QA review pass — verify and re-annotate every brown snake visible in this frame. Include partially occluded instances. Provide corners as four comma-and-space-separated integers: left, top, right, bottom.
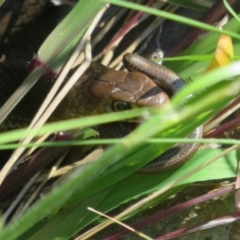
0, 54, 202, 172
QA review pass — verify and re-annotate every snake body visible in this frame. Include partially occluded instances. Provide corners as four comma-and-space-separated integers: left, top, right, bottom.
0, 60, 169, 128
122, 54, 203, 172
0, 54, 202, 172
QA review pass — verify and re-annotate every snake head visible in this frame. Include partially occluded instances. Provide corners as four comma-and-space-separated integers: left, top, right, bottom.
87, 65, 170, 115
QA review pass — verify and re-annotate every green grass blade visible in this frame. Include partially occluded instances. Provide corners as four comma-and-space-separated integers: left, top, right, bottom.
103, 0, 240, 40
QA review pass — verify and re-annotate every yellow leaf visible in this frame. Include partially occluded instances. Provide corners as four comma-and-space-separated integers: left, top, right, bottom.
206, 34, 234, 72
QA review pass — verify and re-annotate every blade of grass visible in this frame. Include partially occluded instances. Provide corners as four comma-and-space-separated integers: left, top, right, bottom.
102, 0, 240, 40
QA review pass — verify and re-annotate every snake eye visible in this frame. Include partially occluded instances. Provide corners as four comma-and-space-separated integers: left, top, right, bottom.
113, 101, 132, 111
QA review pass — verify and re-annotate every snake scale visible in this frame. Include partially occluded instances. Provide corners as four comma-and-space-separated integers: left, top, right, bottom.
0, 0, 202, 173
0, 53, 202, 173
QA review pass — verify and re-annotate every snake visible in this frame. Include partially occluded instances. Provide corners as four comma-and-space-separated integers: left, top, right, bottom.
0, 53, 202, 173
